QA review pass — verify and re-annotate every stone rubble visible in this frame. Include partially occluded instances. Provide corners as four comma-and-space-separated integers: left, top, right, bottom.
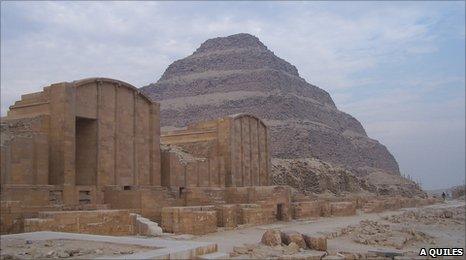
339, 220, 434, 250
234, 229, 329, 259
261, 229, 282, 246
384, 205, 465, 225
280, 231, 307, 249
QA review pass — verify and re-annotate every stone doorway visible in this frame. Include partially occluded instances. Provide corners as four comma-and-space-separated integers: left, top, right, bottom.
276, 203, 284, 221
75, 117, 97, 185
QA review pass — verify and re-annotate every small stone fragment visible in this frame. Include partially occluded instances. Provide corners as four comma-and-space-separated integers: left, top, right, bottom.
283, 242, 300, 255
233, 246, 248, 255
57, 251, 70, 258
45, 250, 55, 258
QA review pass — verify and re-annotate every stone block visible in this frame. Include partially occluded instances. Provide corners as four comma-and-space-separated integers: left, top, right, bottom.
330, 202, 356, 216
303, 234, 327, 251
261, 229, 282, 246
215, 204, 237, 228
161, 206, 217, 235
280, 231, 307, 249
363, 200, 385, 213
0, 212, 24, 234
292, 201, 320, 219
192, 211, 217, 235
238, 204, 266, 225
319, 201, 331, 217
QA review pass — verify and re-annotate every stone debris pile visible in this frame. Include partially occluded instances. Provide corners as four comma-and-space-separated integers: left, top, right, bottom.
339, 220, 434, 250
385, 205, 465, 225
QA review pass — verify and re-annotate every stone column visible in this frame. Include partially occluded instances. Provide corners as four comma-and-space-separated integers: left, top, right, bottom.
149, 102, 161, 186
49, 83, 76, 185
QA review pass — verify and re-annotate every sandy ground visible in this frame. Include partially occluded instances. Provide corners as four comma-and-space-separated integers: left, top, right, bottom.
0, 238, 157, 259
193, 200, 465, 257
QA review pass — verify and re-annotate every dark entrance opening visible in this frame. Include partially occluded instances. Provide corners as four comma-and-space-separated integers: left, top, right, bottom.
179, 187, 186, 197
75, 117, 97, 185
276, 203, 284, 221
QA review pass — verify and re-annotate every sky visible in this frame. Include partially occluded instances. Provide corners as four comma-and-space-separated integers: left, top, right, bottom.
1, 1, 464, 190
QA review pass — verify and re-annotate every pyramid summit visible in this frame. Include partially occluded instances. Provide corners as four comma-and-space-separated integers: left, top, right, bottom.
158, 33, 300, 82
194, 33, 268, 54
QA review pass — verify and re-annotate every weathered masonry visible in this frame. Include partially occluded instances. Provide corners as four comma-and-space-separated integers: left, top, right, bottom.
1, 77, 296, 236
2, 78, 161, 189
161, 114, 271, 188
1, 77, 438, 236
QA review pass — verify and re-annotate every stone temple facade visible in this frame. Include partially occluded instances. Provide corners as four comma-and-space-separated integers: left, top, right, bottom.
0, 78, 292, 235
161, 114, 271, 188
2, 78, 161, 189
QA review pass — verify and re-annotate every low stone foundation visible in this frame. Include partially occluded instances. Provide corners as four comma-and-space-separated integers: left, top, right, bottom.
161, 206, 217, 235
362, 196, 441, 213
292, 201, 320, 219
24, 210, 134, 236
330, 202, 356, 217
162, 202, 286, 235
215, 204, 237, 228
238, 204, 264, 225
320, 201, 332, 217
363, 200, 386, 213
1, 201, 25, 234
2, 187, 441, 237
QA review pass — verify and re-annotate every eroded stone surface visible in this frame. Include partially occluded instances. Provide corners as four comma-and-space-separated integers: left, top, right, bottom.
281, 231, 307, 249
261, 229, 282, 246
303, 234, 327, 251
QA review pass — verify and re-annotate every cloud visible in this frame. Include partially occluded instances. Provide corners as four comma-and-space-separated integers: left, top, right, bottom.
1, 1, 464, 189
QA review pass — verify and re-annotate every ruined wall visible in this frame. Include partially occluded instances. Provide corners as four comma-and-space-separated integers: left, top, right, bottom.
161, 114, 270, 188
24, 210, 134, 236
160, 145, 224, 188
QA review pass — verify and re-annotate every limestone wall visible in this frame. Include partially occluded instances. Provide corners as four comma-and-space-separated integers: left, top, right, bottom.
161, 114, 271, 188
0, 116, 49, 185
160, 145, 224, 187
161, 206, 217, 235
292, 201, 321, 219
2, 78, 161, 189
24, 210, 134, 236
103, 187, 184, 222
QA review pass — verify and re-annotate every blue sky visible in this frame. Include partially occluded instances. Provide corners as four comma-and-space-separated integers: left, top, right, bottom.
1, 1, 464, 189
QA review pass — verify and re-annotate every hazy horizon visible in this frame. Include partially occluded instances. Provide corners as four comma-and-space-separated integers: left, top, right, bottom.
1, 1, 464, 189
